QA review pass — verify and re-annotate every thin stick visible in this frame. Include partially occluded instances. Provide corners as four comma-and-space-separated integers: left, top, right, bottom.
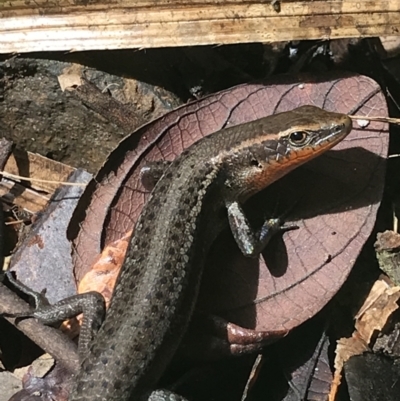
0, 171, 87, 186
349, 115, 400, 125
0, 282, 79, 372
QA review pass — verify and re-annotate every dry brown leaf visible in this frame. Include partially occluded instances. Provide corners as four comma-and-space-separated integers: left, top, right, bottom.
58, 64, 84, 92
78, 231, 132, 309
355, 278, 400, 344
329, 334, 369, 401
330, 278, 400, 401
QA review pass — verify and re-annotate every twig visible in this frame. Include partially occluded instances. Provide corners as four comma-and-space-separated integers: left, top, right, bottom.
0, 171, 87, 186
0, 282, 79, 373
349, 115, 400, 124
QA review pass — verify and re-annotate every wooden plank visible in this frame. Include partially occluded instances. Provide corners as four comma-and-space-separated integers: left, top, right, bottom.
4, 149, 75, 194
0, 149, 76, 213
0, 0, 399, 53
0, 179, 50, 213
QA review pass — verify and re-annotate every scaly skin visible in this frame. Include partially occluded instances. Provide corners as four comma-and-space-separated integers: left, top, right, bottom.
68, 106, 352, 400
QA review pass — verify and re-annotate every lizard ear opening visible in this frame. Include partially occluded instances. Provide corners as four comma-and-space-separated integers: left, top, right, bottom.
250, 159, 262, 169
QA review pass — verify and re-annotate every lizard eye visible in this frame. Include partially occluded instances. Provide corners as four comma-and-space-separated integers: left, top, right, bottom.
288, 131, 310, 147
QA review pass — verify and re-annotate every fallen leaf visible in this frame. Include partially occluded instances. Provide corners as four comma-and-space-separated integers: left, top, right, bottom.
78, 231, 132, 308
330, 278, 400, 401
329, 334, 369, 401
375, 230, 400, 285
355, 279, 400, 344
69, 72, 389, 342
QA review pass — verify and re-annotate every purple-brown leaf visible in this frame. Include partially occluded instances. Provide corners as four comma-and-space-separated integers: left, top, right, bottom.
69, 72, 388, 336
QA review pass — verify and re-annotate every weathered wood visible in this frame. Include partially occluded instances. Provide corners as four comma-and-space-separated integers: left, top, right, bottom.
0, 0, 399, 53
5, 149, 75, 193
0, 149, 76, 213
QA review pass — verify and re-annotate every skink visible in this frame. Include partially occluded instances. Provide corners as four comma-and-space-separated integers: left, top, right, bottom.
30, 106, 353, 400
